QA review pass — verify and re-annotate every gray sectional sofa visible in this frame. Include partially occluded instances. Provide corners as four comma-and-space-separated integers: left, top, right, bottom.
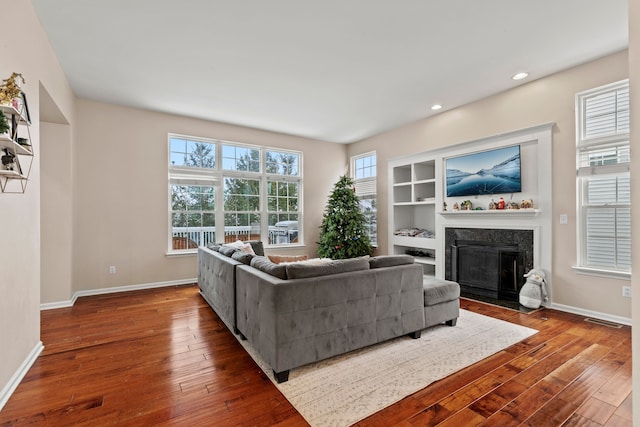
197, 242, 459, 383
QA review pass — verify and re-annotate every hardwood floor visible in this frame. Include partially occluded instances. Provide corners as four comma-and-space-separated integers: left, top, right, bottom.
0, 284, 631, 426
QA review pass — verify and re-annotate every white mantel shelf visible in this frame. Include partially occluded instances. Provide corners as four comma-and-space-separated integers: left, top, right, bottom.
439, 209, 541, 216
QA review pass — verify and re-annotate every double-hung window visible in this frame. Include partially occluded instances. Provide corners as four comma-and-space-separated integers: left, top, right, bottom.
352, 152, 377, 247
575, 80, 630, 278
168, 135, 302, 252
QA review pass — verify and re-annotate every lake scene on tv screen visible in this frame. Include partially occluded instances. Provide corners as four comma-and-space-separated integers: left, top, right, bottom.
446, 145, 521, 197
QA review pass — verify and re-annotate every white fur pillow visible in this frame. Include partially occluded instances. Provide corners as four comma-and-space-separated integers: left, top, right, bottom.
223, 240, 255, 254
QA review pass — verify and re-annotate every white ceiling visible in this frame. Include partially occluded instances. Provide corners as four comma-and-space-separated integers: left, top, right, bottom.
32, 0, 628, 144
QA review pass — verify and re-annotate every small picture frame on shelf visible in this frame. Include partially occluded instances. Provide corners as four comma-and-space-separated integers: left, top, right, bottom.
20, 92, 30, 124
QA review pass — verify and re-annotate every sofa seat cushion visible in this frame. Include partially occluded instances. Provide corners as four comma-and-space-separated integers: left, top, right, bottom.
423, 277, 460, 306
369, 255, 414, 269
285, 257, 370, 279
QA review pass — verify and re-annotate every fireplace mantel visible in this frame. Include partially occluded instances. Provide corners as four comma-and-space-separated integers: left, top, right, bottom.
439, 209, 541, 217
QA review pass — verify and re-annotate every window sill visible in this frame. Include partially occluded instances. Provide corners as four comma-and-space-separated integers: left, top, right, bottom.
266, 243, 306, 250
572, 266, 631, 281
166, 250, 197, 257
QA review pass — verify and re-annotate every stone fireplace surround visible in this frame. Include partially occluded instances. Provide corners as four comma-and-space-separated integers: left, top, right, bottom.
444, 227, 534, 300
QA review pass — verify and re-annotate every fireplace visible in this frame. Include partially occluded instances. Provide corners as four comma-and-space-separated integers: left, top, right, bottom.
445, 228, 534, 301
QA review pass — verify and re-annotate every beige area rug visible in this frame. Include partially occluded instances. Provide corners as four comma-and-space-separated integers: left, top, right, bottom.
237, 309, 537, 427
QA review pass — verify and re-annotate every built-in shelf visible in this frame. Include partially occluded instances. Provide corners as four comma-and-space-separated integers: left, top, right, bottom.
439, 209, 541, 216
414, 257, 436, 266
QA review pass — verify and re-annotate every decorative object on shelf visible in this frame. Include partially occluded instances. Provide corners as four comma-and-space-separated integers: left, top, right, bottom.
0, 72, 25, 105
506, 201, 520, 210
0, 110, 9, 135
442, 202, 447, 212
405, 248, 434, 257
1, 149, 17, 171
488, 199, 497, 210
317, 175, 372, 259
394, 228, 435, 238
519, 268, 548, 309
460, 200, 472, 210
453, 202, 459, 211
497, 197, 505, 209
520, 199, 534, 209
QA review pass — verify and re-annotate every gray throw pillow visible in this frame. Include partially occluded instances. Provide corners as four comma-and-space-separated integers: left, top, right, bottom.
247, 240, 265, 256
369, 255, 414, 269
218, 246, 239, 257
250, 256, 288, 280
286, 258, 370, 279
231, 250, 254, 265
206, 243, 221, 252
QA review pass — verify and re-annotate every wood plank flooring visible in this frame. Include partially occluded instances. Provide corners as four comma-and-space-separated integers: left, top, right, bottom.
0, 284, 631, 426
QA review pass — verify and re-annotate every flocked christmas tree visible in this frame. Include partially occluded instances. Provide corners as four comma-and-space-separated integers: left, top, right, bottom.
317, 175, 372, 259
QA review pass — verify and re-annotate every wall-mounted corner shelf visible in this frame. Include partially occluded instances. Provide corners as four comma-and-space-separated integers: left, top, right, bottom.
0, 96, 32, 193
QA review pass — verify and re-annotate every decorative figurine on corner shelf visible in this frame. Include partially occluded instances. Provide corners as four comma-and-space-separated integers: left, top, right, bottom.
497, 197, 505, 210
0, 72, 25, 106
453, 202, 459, 211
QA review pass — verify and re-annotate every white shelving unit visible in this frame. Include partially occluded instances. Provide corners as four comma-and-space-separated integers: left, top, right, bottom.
0, 101, 32, 193
389, 159, 438, 276
388, 123, 554, 283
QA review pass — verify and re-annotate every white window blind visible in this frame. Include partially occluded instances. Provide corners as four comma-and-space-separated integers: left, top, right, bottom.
352, 152, 377, 246
576, 80, 631, 274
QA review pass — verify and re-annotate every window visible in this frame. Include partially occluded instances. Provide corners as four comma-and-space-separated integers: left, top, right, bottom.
168, 135, 302, 251
352, 152, 377, 246
575, 80, 630, 277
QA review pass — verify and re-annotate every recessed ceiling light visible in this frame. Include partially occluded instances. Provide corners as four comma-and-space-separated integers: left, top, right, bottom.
512, 72, 529, 80
431, 104, 442, 110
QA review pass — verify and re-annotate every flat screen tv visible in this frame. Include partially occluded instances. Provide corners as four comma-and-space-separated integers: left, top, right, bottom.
446, 145, 521, 197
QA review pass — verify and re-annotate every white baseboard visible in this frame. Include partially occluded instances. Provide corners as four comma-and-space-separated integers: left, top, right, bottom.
40, 278, 197, 311
0, 341, 44, 411
551, 302, 631, 326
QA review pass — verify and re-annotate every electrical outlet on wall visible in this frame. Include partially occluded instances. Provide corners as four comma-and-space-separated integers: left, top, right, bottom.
109, 266, 116, 275
622, 286, 631, 298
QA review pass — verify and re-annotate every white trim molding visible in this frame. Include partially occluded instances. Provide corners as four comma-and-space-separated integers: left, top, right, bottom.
40, 278, 197, 311
551, 302, 631, 326
0, 341, 44, 411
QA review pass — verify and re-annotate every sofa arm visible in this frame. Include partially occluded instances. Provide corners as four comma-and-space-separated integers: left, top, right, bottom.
198, 247, 243, 332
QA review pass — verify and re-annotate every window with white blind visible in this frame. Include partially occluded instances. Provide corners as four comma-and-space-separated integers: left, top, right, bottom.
575, 80, 631, 278
352, 152, 377, 247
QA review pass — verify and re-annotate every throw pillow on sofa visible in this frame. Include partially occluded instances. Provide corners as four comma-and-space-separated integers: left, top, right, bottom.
218, 246, 239, 257
232, 250, 255, 265
223, 240, 256, 254
268, 254, 308, 264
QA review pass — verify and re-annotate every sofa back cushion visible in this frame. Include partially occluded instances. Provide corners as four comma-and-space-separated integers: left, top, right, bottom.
369, 255, 415, 269
285, 257, 370, 279
250, 256, 288, 280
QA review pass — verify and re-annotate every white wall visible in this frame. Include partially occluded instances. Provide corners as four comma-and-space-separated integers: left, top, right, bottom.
0, 0, 75, 409
71, 99, 347, 294
627, 1, 639, 425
